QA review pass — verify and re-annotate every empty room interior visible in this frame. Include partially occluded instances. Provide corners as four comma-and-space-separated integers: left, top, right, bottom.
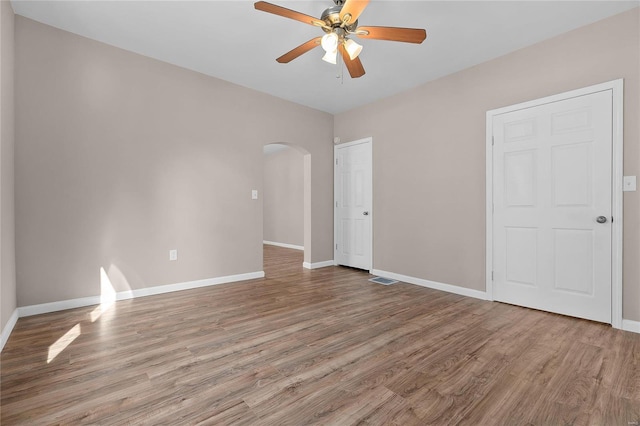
1, 0, 640, 424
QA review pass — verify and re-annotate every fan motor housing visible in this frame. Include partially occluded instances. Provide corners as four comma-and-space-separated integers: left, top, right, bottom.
321, 6, 358, 32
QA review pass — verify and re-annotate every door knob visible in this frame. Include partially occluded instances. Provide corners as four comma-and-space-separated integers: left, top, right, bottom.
363, 211, 369, 216
596, 216, 608, 224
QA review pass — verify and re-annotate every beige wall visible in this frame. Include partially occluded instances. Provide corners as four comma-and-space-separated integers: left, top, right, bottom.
334, 9, 640, 321
263, 146, 304, 247
1, 0, 16, 333
15, 17, 334, 306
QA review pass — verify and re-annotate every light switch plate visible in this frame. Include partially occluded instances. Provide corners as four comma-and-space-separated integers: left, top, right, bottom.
252, 190, 258, 200
623, 176, 637, 192
169, 249, 178, 261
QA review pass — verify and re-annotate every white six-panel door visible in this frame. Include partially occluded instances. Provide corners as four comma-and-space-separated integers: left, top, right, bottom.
335, 138, 372, 270
492, 90, 613, 323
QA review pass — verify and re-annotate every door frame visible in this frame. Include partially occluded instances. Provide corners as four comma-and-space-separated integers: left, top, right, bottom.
334, 137, 373, 271
485, 79, 624, 328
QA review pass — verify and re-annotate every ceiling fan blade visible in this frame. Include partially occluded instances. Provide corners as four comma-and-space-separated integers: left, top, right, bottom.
255, 1, 326, 27
339, 44, 365, 78
340, 0, 370, 26
356, 26, 427, 44
276, 37, 322, 63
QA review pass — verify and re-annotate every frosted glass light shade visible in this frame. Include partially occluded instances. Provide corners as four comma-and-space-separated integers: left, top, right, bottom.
322, 49, 337, 64
344, 38, 363, 60
321, 33, 339, 52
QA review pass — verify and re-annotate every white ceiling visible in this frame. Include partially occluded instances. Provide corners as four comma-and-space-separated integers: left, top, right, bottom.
11, 1, 639, 114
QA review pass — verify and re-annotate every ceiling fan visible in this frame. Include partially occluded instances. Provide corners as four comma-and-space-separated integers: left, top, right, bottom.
254, 0, 427, 78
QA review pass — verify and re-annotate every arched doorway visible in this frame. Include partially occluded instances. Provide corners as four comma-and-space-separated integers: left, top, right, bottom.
263, 143, 311, 274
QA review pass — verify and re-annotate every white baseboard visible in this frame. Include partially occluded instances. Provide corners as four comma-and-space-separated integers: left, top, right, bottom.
17, 271, 265, 318
1, 308, 19, 351
302, 260, 335, 270
18, 295, 104, 317
622, 319, 640, 334
370, 269, 489, 301
263, 241, 304, 251
113, 271, 264, 300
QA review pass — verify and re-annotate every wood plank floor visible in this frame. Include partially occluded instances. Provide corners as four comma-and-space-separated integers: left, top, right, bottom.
2, 245, 640, 424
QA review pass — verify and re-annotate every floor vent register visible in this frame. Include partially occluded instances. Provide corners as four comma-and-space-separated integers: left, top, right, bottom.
368, 277, 398, 285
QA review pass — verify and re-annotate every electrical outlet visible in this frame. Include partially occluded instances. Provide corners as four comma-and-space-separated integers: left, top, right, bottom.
169, 249, 178, 261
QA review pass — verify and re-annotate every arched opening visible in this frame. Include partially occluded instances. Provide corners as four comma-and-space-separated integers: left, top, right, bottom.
262, 143, 311, 275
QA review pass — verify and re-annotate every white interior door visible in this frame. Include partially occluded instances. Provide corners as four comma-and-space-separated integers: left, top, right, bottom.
335, 138, 372, 270
492, 90, 613, 323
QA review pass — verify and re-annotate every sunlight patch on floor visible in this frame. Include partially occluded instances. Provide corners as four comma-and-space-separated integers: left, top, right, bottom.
47, 323, 81, 363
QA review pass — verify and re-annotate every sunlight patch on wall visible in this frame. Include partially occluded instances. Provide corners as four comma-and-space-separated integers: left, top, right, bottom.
90, 267, 117, 322
47, 324, 81, 363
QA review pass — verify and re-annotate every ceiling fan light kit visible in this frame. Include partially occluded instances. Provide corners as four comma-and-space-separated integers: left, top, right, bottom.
254, 0, 427, 78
